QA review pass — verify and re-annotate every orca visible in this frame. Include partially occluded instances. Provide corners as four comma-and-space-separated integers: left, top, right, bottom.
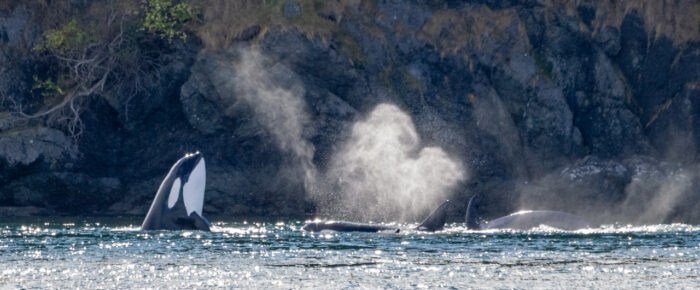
302, 200, 453, 233
465, 195, 591, 231
141, 152, 211, 231
302, 221, 400, 233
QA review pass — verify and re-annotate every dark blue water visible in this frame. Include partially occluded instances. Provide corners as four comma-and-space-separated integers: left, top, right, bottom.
1, 219, 699, 288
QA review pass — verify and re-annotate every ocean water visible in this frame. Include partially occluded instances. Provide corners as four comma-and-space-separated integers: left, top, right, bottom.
1, 219, 698, 288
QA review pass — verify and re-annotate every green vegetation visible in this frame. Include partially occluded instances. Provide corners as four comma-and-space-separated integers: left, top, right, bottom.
34, 19, 92, 53
24, 0, 198, 138
32, 76, 65, 99
23, 0, 368, 138
142, 0, 196, 42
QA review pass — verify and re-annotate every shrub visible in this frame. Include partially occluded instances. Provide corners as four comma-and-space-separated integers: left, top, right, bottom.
24, 1, 177, 139
34, 19, 92, 53
142, 0, 196, 42
32, 76, 65, 99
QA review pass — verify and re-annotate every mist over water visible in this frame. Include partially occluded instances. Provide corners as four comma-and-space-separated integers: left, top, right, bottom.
515, 159, 699, 226
619, 169, 695, 224
231, 48, 695, 225
233, 48, 319, 194
325, 104, 465, 221
233, 50, 465, 221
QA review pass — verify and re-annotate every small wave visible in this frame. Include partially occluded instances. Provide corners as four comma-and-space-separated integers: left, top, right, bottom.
575, 223, 700, 234
266, 261, 378, 268
440, 223, 700, 235
109, 226, 141, 232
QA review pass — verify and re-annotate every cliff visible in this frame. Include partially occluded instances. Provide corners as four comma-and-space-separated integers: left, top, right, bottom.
1, 0, 699, 224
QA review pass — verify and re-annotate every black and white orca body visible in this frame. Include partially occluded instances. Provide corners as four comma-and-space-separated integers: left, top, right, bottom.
302, 200, 453, 233
466, 195, 591, 231
141, 152, 211, 231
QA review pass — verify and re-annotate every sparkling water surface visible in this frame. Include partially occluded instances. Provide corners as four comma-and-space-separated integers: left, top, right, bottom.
1, 218, 699, 288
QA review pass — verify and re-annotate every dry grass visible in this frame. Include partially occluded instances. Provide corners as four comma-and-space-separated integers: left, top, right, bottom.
0, 0, 76, 34
0, 0, 21, 12
543, 0, 700, 46
334, 29, 365, 64
1, 0, 140, 34
645, 98, 673, 128
419, 5, 529, 56
421, 0, 699, 57
194, 0, 363, 50
6, 1, 699, 50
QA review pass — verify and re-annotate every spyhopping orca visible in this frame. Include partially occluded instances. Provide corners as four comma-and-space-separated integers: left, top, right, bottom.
466, 195, 591, 231
141, 152, 211, 231
302, 200, 453, 233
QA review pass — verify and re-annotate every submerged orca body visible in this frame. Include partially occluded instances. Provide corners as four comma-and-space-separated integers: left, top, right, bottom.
302, 200, 453, 233
302, 221, 400, 233
141, 152, 211, 231
466, 195, 591, 231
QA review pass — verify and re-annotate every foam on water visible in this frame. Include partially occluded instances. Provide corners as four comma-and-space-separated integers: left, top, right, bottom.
1, 219, 698, 288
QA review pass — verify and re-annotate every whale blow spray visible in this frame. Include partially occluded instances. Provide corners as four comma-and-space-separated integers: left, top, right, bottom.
233, 48, 318, 195
327, 104, 465, 221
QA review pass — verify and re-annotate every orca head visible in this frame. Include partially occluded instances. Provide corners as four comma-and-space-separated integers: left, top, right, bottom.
465, 194, 482, 230
142, 151, 210, 231
175, 152, 204, 183
168, 151, 206, 216
302, 222, 319, 232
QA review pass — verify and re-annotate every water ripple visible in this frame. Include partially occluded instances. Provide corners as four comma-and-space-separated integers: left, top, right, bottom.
0, 220, 698, 288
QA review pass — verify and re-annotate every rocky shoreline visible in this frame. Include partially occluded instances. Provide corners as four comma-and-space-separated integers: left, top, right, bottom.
1, 1, 698, 224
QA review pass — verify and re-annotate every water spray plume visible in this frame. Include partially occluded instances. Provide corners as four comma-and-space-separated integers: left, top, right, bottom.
233, 50, 466, 221
327, 104, 466, 221
233, 48, 319, 195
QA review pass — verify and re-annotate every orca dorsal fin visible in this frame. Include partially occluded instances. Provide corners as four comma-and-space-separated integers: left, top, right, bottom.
466, 194, 482, 230
416, 200, 452, 232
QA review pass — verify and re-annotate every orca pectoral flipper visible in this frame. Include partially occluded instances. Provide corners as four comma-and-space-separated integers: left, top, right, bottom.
173, 212, 211, 231
190, 212, 211, 231
416, 200, 452, 232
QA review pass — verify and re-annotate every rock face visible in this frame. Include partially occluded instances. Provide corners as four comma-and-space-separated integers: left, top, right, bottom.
0, 1, 699, 223
0, 126, 77, 167
282, 1, 301, 18
0, 126, 79, 207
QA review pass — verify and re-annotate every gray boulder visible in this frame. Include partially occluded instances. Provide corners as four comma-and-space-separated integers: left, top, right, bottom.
0, 126, 77, 167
